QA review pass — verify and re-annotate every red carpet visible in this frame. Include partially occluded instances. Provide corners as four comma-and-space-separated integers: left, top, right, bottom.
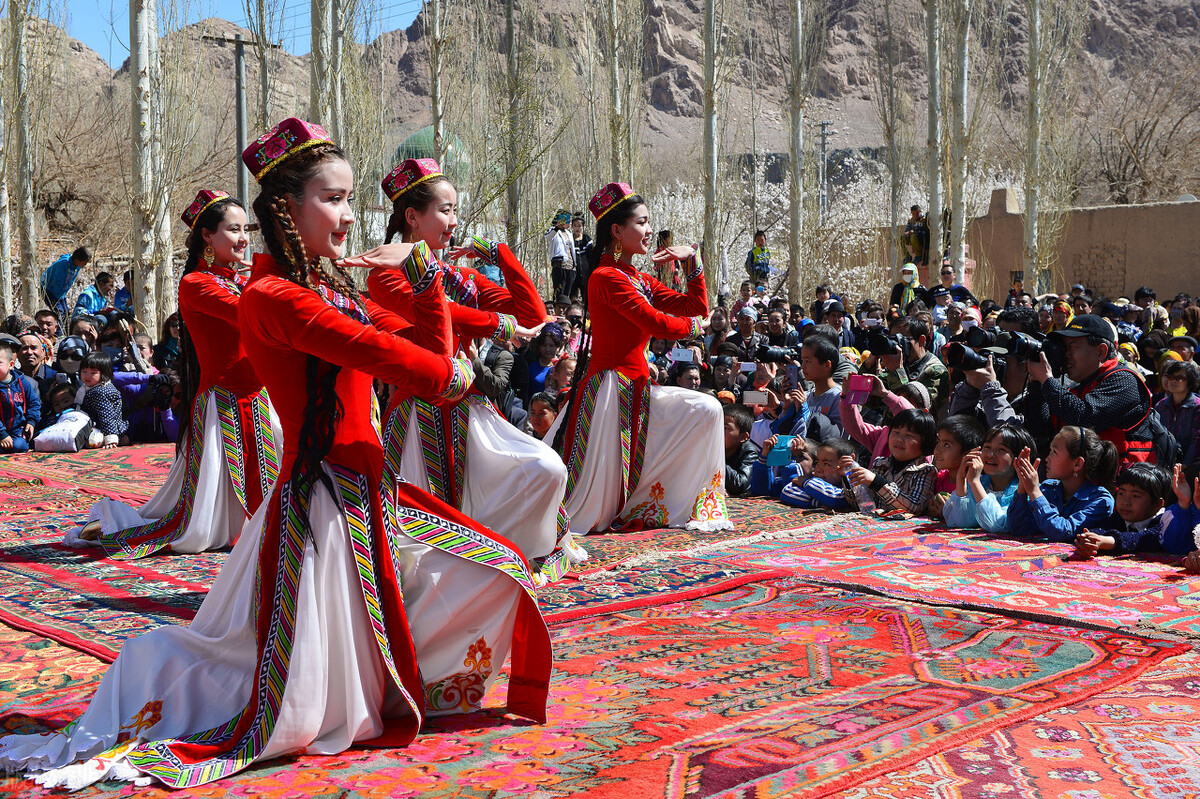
0, 445, 173, 503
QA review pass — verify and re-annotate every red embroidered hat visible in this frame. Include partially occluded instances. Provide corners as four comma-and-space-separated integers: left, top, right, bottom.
382, 158, 443, 202
589, 182, 636, 222
180, 189, 231, 229
242, 117, 333, 182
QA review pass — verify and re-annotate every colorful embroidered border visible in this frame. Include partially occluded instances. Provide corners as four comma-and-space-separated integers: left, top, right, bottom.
100, 391, 209, 559
534, 547, 572, 584
208, 273, 246, 296
414, 399, 452, 504
687, 316, 703, 338
403, 241, 438, 295
126, 480, 308, 787
450, 400, 470, 504
615, 373, 635, 503
556, 503, 570, 538
492, 313, 517, 342
438, 357, 474, 403
316, 282, 370, 325
439, 262, 479, 308
382, 399, 415, 487
253, 389, 281, 500
388, 506, 537, 601
213, 387, 250, 514
330, 465, 422, 719
684, 252, 703, 282
563, 372, 605, 500
469, 234, 499, 265
628, 380, 651, 496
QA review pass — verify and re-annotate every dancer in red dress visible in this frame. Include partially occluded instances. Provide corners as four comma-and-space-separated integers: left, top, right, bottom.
365, 158, 575, 570
0, 119, 551, 790
71, 190, 282, 557
550, 182, 733, 533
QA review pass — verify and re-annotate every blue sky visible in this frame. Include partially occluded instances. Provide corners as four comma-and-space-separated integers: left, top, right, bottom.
65, 0, 422, 67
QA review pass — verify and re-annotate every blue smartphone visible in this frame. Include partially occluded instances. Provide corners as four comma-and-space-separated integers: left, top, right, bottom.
767, 435, 795, 466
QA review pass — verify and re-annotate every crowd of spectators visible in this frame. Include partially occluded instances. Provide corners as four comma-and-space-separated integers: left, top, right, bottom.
0, 248, 181, 453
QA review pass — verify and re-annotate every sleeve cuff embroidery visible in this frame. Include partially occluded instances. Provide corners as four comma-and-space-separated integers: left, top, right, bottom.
688, 316, 704, 339
404, 241, 439, 295
685, 252, 703, 282
470, 235, 499, 265
439, 357, 475, 403
492, 313, 518, 342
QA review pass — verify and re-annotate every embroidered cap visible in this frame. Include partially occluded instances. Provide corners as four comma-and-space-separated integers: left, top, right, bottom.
382, 158, 443, 202
589, 182, 636, 222
181, 189, 231, 229
242, 118, 334, 182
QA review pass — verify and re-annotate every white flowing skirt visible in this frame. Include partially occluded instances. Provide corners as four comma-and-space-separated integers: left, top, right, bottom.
387, 396, 568, 559
0, 467, 527, 790
65, 388, 283, 557
550, 372, 733, 535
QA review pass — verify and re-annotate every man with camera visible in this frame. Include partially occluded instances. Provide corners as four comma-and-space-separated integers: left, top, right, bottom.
947, 307, 1041, 426
1024, 314, 1156, 466
892, 316, 948, 414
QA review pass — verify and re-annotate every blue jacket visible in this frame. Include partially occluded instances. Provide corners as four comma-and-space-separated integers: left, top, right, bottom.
41, 254, 82, 303
1007, 479, 1115, 543
114, 287, 134, 314
0, 373, 40, 438
1093, 504, 1197, 556
72, 285, 109, 318
942, 475, 1019, 533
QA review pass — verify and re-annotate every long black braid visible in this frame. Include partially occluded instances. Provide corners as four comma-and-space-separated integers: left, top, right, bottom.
252, 142, 365, 503
551, 194, 645, 455
176, 197, 244, 452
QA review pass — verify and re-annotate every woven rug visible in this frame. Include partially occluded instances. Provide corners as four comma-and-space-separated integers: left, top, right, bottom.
0, 580, 1185, 799
0, 480, 96, 543
842, 646, 1200, 798
710, 525, 1200, 641
0, 533, 785, 662
0, 445, 172, 502
576, 501, 901, 575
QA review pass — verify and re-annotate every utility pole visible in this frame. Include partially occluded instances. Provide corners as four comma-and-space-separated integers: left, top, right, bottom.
205, 32, 280, 203
817, 121, 836, 225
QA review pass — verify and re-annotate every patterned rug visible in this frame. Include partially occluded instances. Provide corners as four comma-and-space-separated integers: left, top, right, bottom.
0, 580, 1185, 799
576, 500, 904, 575
0, 480, 96, 543
842, 645, 1200, 798
0, 533, 786, 663
710, 525, 1200, 641
0, 445, 173, 502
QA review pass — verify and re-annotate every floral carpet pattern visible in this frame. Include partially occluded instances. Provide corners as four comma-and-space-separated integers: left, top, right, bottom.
711, 526, 1200, 640
0, 445, 172, 503
1, 581, 1185, 799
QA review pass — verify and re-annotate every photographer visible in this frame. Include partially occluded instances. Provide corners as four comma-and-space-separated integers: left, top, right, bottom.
896, 316, 948, 415
1024, 314, 1155, 467
948, 307, 1040, 426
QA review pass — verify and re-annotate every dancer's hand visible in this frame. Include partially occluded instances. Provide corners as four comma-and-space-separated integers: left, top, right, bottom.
339, 242, 416, 269
651, 245, 696, 263
448, 245, 478, 260
511, 322, 544, 345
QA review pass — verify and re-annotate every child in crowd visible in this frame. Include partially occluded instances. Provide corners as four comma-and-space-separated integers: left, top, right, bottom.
526, 391, 558, 441
1074, 463, 1196, 558
723, 403, 758, 496
546, 356, 576, 396
943, 423, 1037, 533
840, 408, 938, 515
929, 415, 985, 518
798, 335, 842, 436
1155, 360, 1200, 466
133, 333, 159, 374
0, 334, 39, 453
839, 374, 919, 462
79, 351, 127, 448
1008, 426, 1117, 542
754, 435, 855, 510
36, 382, 79, 433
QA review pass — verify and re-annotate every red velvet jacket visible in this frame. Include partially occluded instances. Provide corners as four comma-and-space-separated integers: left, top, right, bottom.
179, 262, 263, 398
586, 253, 707, 382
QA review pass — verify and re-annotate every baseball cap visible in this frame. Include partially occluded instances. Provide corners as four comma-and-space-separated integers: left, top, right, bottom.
1049, 314, 1115, 342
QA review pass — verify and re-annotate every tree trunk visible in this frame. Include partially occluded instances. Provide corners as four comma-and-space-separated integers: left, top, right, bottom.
786, 0, 804, 303
329, 0, 344, 142
924, 0, 943, 274
11, 0, 40, 314
504, 0, 519, 246
0, 60, 12, 315
1024, 0, 1041, 292
310, 0, 333, 125
606, 0, 623, 179
701, 0, 718, 291
131, 0, 159, 328
429, 0, 445, 163
949, 0, 970, 282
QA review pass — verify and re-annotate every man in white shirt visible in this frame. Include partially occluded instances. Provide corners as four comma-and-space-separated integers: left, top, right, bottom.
545, 210, 575, 301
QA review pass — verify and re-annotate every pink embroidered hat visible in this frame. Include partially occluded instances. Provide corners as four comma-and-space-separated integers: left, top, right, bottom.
242, 117, 334, 182
589, 182, 636, 222
382, 158, 443, 202
180, 189, 230, 229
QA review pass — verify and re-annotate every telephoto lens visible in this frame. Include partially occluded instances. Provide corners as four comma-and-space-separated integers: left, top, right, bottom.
944, 341, 990, 371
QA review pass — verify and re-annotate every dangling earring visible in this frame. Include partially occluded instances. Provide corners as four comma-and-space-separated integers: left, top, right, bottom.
203, 244, 216, 265
614, 241, 623, 260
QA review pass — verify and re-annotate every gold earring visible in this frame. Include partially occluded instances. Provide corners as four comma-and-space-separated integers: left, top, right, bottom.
614, 241, 622, 259
203, 244, 216, 264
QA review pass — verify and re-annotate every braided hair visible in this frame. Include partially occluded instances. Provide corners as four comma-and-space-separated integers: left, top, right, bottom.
251, 142, 366, 497
176, 197, 244, 450
551, 193, 646, 455
383, 175, 454, 244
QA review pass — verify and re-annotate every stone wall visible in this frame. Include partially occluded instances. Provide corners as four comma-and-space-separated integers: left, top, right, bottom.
966, 189, 1200, 301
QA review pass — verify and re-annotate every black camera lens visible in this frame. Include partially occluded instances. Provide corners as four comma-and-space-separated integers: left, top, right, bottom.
945, 342, 990, 371
964, 326, 997, 349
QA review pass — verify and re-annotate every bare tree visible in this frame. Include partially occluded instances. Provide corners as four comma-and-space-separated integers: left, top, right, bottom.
8, 0, 41, 313
785, 0, 804, 303
0, 48, 10, 315
310, 0, 333, 126
244, 0, 283, 129
923, 0, 942, 272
